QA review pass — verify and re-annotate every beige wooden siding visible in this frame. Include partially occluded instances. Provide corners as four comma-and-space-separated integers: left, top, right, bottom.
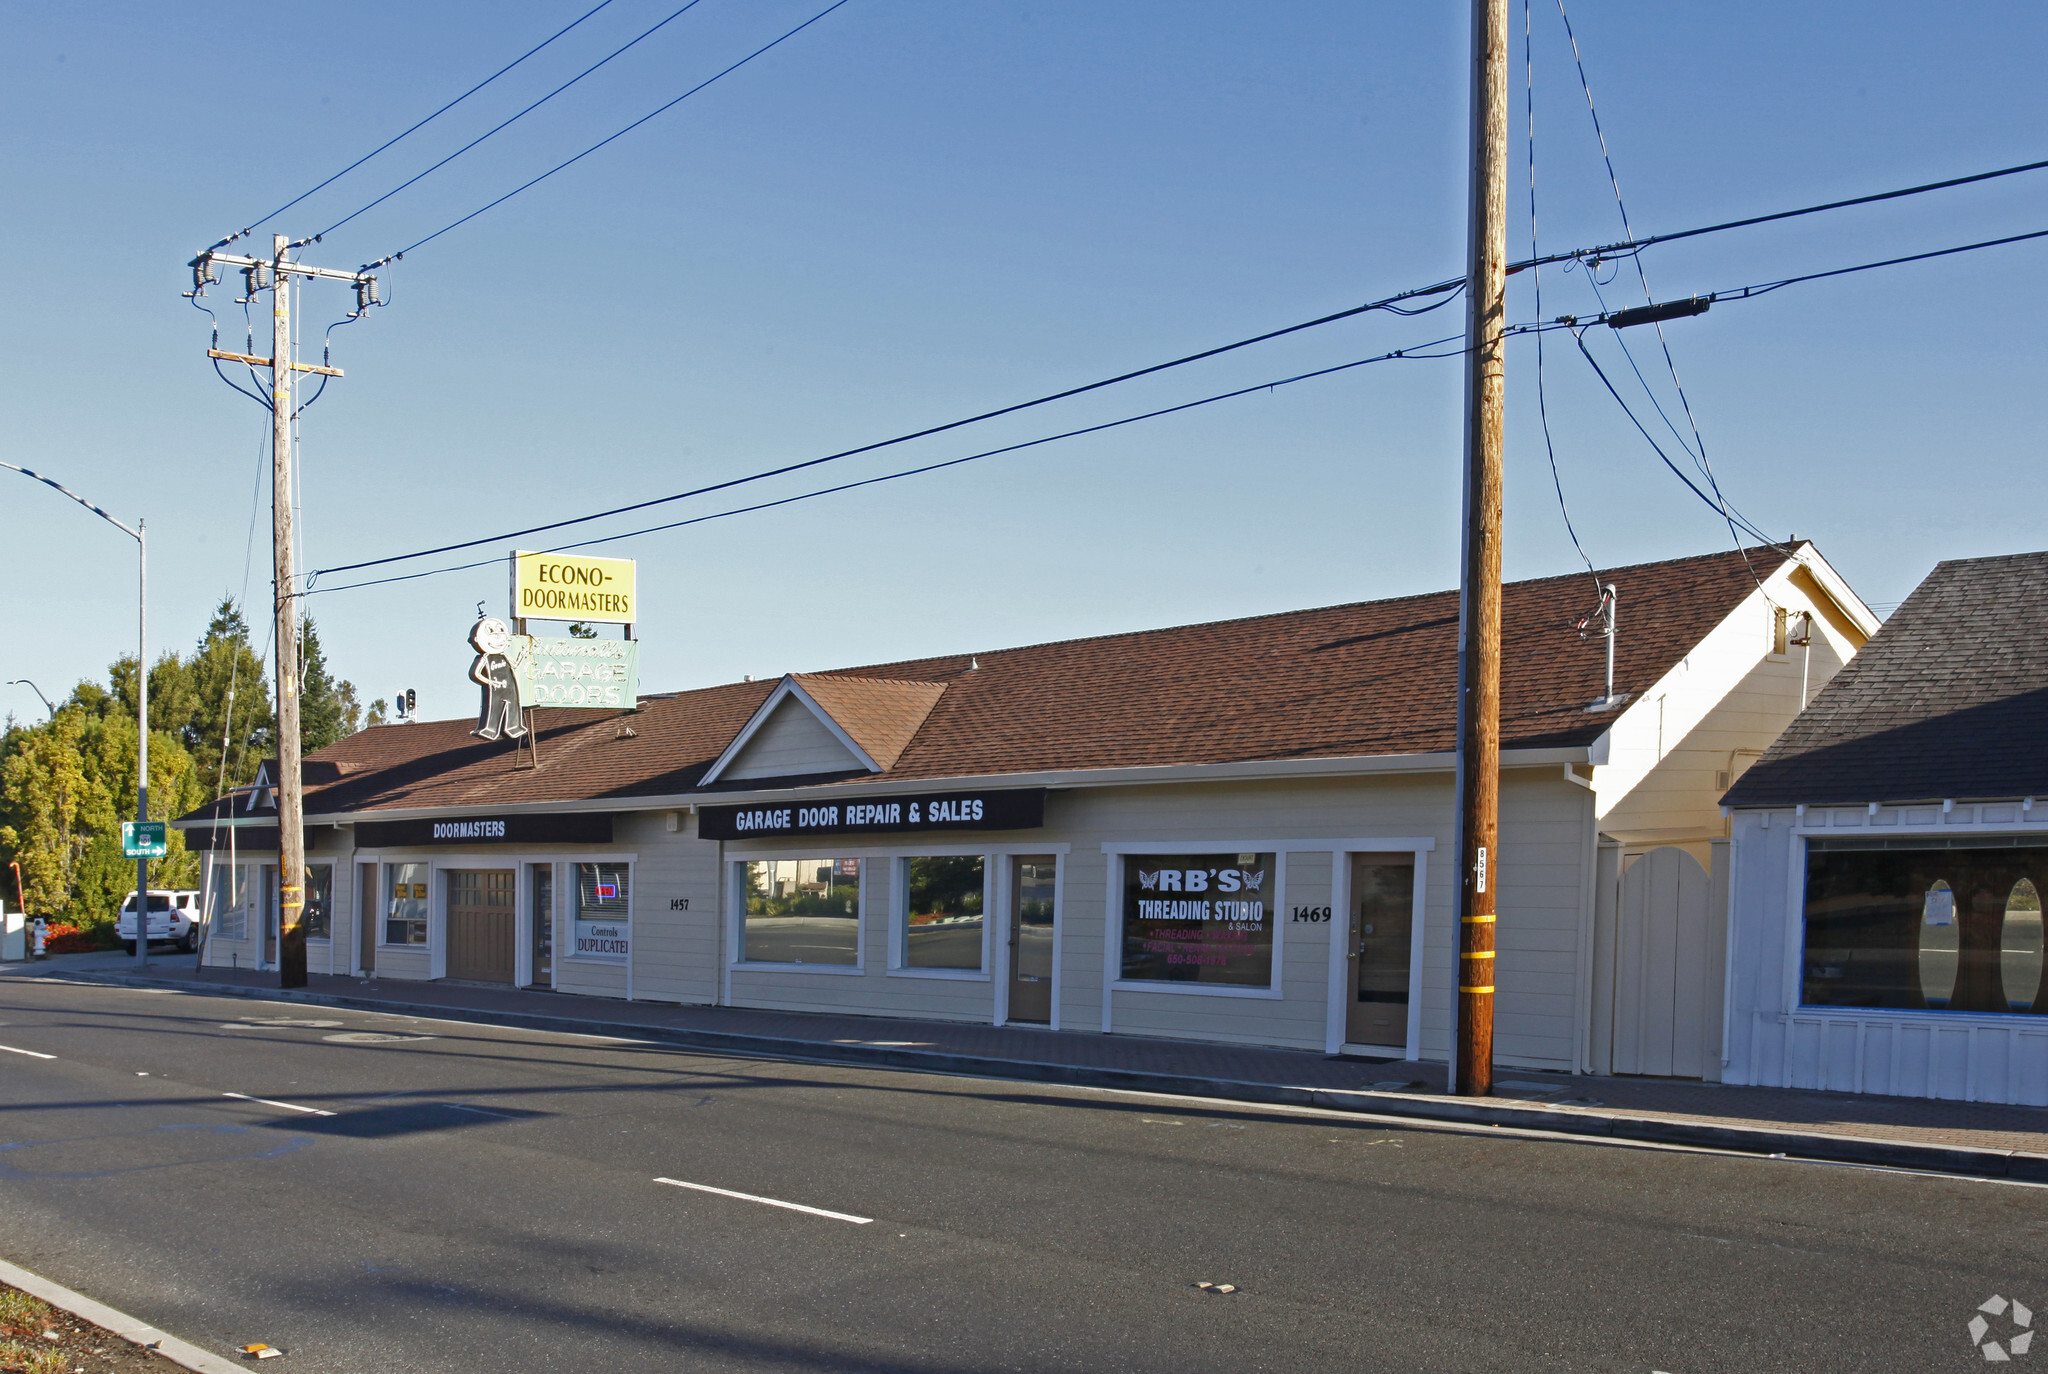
714, 771, 1589, 1067
726, 850, 1003, 1023
1415, 774, 1595, 1071
621, 811, 722, 1005
722, 697, 866, 780
1597, 571, 1862, 852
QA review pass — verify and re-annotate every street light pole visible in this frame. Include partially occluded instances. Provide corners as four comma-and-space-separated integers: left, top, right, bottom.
5, 680, 57, 720
1, 463, 149, 968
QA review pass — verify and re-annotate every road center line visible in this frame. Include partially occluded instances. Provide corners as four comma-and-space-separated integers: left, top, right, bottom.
222, 1091, 337, 1117
654, 1177, 873, 1224
0, 1043, 56, 1060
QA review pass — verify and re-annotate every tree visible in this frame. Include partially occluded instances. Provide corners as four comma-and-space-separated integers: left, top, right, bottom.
186, 597, 273, 795
366, 698, 390, 727
0, 705, 98, 919
299, 616, 363, 753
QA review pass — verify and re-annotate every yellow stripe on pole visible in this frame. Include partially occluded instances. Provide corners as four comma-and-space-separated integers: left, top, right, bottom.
1460, 985, 1495, 994
1461, 914, 1496, 923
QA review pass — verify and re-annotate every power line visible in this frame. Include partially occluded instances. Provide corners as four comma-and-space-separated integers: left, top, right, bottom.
321, 156, 2048, 575
312, 204, 2048, 585
1566, 328, 1775, 545
308, 333, 1474, 595
314, 0, 709, 244
220, 0, 622, 249
361, 0, 855, 267
306, 211, 2048, 595
1543, 154, 2048, 273
1553, 0, 1764, 576
311, 275, 1468, 577
1523, 0, 1597, 588
1710, 226, 2048, 299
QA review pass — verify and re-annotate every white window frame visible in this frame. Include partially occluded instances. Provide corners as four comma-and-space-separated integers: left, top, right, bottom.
1786, 819, 2048, 1028
727, 853, 870, 975
563, 857, 637, 968
993, 849, 1069, 1030
890, 850, 993, 982
373, 857, 436, 955
1101, 842, 1295, 1021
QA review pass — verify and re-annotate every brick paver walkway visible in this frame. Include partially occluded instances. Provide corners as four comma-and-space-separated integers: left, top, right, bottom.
15, 953, 2048, 1157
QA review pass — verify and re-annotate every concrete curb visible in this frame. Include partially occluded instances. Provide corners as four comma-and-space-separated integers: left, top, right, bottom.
0, 1255, 246, 1374
66, 971, 2046, 1183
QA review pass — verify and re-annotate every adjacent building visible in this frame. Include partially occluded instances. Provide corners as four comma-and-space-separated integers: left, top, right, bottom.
1721, 551, 2048, 1104
178, 544, 1872, 1077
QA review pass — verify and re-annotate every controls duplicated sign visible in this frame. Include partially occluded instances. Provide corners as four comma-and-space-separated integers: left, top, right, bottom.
512, 550, 636, 625
698, 788, 1045, 841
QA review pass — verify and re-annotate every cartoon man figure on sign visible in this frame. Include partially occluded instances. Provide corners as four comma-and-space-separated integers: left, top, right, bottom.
468, 616, 530, 741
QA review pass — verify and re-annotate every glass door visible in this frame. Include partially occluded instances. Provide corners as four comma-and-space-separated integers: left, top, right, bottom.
529, 864, 554, 988
357, 863, 377, 975
1007, 856, 1056, 1023
1346, 854, 1416, 1049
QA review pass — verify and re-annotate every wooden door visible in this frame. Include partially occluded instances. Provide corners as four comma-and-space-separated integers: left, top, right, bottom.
1614, 847, 1711, 1077
446, 869, 516, 985
1346, 855, 1415, 1049
1007, 856, 1056, 1023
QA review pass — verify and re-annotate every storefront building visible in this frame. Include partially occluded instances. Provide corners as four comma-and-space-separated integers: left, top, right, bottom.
179, 545, 1871, 1075
1721, 552, 2048, 1103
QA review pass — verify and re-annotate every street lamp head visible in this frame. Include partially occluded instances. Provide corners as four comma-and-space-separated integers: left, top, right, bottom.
6, 679, 56, 719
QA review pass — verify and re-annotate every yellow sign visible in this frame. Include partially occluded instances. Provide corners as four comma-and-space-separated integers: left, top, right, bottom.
511, 550, 637, 624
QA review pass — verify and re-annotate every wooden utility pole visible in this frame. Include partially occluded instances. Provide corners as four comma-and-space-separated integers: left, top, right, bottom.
1453, 0, 1509, 1096
270, 235, 308, 989
189, 236, 373, 989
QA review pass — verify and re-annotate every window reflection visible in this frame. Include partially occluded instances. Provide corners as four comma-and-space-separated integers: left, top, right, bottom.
1804, 846, 2048, 1016
904, 856, 984, 970
743, 858, 859, 965
1918, 879, 1957, 1008
2003, 879, 2044, 1012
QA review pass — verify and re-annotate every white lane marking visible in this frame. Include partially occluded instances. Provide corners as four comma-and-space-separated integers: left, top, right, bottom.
221, 1092, 336, 1117
654, 1177, 873, 1224
0, 1043, 56, 1060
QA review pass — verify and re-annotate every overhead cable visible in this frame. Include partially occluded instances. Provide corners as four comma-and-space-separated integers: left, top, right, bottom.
310, 276, 1469, 576
307, 212, 2048, 596
221, 0, 623, 248
315, 207, 2048, 584
308, 333, 1474, 594
1523, 0, 1598, 589
315, 0, 710, 244
361, 0, 854, 267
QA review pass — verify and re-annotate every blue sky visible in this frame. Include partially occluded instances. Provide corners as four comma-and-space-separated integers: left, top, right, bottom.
2, 1, 2043, 724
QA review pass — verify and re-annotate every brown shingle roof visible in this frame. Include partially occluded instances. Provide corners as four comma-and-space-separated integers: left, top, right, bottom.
177, 546, 1790, 822
787, 674, 947, 771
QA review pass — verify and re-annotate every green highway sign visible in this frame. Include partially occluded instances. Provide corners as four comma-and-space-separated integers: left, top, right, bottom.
121, 820, 167, 858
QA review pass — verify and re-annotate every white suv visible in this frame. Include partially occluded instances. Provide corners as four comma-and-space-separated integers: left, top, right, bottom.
118, 890, 201, 954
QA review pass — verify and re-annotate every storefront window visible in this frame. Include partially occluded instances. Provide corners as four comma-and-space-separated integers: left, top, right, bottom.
1120, 852, 1276, 988
903, 856, 984, 970
2004, 879, 2044, 1012
210, 862, 248, 941
743, 858, 859, 965
386, 862, 429, 945
573, 863, 630, 961
303, 865, 333, 940
1804, 840, 2048, 1014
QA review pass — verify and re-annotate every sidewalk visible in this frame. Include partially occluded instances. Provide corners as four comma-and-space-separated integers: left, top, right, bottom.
23, 955, 2048, 1179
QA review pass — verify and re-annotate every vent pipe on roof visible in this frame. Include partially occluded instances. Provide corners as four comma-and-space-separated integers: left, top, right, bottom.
1578, 583, 1623, 711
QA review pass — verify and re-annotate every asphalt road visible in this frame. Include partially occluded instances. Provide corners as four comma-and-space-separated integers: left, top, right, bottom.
2, 977, 2044, 1372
